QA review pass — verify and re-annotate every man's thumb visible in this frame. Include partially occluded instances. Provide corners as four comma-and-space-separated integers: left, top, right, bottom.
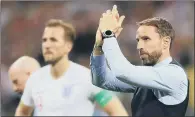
96, 28, 102, 40
115, 28, 123, 38
119, 15, 125, 26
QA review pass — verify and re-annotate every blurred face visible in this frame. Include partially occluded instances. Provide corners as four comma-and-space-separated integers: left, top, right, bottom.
42, 26, 71, 64
9, 69, 29, 94
136, 25, 163, 66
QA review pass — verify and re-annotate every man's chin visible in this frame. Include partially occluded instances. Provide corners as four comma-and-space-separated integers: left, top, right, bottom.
44, 55, 54, 61
15, 92, 23, 98
142, 59, 156, 66
44, 58, 54, 63
45, 60, 57, 65
143, 63, 154, 66
141, 59, 150, 66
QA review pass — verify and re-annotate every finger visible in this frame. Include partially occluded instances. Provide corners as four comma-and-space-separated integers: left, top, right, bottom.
98, 28, 101, 33
96, 28, 101, 37
118, 28, 123, 33
102, 13, 106, 17
112, 5, 119, 20
112, 5, 117, 13
99, 18, 103, 23
119, 15, 125, 26
114, 11, 119, 20
96, 28, 101, 35
106, 10, 111, 14
115, 28, 123, 38
96, 28, 103, 43
113, 26, 121, 33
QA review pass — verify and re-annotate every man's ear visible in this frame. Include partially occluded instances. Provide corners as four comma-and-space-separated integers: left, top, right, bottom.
66, 41, 73, 53
163, 36, 171, 49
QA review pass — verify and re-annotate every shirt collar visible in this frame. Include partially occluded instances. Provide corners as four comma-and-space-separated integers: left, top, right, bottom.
154, 57, 172, 67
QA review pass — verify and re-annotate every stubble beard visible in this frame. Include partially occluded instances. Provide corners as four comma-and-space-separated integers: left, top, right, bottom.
142, 50, 162, 66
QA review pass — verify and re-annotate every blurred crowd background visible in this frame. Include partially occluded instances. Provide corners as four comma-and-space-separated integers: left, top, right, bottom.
1, 1, 194, 116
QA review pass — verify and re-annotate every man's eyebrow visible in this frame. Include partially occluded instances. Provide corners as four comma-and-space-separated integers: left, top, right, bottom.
140, 35, 149, 38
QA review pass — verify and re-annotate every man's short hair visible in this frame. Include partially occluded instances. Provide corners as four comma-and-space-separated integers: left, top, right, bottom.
46, 19, 76, 43
137, 17, 175, 49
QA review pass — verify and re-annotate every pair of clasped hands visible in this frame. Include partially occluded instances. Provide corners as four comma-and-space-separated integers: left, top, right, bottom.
96, 5, 125, 46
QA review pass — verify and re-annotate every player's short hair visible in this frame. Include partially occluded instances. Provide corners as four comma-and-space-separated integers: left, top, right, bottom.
46, 19, 76, 43
136, 17, 175, 49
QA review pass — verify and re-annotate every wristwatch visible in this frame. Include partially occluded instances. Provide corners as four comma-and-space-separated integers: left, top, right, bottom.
102, 30, 115, 39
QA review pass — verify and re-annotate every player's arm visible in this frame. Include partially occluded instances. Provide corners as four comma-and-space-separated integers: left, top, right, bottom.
93, 90, 128, 116
90, 6, 136, 93
103, 37, 188, 94
90, 52, 136, 93
15, 101, 33, 116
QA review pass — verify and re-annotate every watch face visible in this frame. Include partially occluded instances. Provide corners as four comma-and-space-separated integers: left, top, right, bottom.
102, 30, 115, 39
105, 30, 112, 35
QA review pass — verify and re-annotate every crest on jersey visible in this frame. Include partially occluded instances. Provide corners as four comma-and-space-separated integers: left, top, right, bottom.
62, 84, 75, 97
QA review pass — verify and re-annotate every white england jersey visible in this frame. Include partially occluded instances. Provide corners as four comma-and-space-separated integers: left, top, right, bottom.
21, 61, 103, 116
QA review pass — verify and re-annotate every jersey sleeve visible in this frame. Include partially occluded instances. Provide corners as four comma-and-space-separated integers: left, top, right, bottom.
21, 73, 35, 107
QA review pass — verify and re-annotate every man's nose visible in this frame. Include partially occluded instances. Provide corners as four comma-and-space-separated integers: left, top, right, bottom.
137, 40, 144, 50
43, 40, 52, 49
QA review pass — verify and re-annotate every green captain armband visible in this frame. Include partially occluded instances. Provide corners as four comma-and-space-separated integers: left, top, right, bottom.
94, 90, 113, 107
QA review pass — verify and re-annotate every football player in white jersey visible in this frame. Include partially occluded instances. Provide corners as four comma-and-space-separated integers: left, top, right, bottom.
15, 19, 128, 116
